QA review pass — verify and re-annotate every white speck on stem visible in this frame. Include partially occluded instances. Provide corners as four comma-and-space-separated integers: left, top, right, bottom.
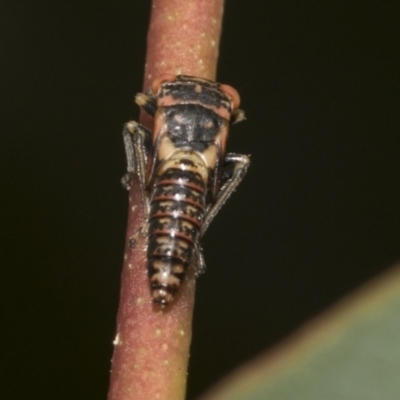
113, 333, 121, 346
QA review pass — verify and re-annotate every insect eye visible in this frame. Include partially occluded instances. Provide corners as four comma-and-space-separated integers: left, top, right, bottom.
151, 74, 177, 94
220, 84, 241, 110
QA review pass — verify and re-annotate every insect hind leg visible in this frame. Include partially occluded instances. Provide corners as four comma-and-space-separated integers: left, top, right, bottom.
194, 246, 206, 277
129, 221, 149, 249
122, 121, 153, 250
201, 153, 250, 236
122, 121, 152, 210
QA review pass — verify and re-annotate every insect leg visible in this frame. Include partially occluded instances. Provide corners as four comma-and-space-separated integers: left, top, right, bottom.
122, 121, 153, 248
121, 121, 152, 210
201, 153, 250, 236
194, 245, 206, 276
135, 92, 157, 116
230, 108, 246, 124
129, 220, 149, 249
122, 89, 155, 190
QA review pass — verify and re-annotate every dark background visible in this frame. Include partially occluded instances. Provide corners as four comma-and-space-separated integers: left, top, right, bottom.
1, 1, 399, 399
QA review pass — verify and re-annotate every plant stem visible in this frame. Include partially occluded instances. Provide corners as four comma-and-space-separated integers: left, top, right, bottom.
108, 1, 225, 399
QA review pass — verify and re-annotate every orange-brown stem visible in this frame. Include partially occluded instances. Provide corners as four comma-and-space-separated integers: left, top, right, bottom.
108, 1, 224, 399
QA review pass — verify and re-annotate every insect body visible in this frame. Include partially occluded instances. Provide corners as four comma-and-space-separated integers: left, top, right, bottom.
122, 75, 249, 306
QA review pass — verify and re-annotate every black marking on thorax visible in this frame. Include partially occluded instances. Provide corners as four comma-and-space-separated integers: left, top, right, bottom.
160, 79, 232, 112
163, 104, 224, 152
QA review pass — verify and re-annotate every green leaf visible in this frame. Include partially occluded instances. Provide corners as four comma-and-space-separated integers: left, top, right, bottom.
201, 265, 400, 400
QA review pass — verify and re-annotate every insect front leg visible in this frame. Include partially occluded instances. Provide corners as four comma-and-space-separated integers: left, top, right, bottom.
201, 153, 250, 236
135, 91, 157, 116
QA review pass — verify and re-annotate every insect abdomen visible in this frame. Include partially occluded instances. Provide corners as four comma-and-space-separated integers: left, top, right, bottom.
148, 165, 206, 306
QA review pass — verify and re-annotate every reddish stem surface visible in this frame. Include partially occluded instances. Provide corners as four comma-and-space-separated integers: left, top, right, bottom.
108, 1, 224, 399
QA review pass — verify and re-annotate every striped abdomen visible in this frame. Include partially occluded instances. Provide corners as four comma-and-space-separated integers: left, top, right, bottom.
148, 164, 207, 305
